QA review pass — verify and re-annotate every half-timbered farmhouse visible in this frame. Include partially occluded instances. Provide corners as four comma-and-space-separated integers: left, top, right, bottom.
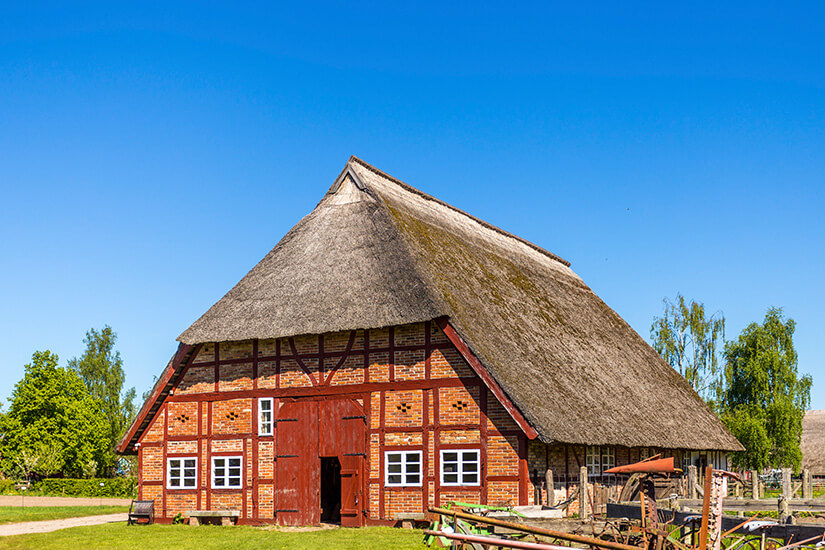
117, 157, 742, 525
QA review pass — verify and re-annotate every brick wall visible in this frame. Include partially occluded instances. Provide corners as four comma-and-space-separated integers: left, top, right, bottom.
138, 320, 541, 523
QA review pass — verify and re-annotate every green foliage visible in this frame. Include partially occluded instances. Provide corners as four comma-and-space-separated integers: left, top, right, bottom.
30, 477, 137, 498
719, 308, 812, 471
651, 294, 725, 404
68, 327, 137, 477
0, 351, 108, 479
0, 477, 137, 498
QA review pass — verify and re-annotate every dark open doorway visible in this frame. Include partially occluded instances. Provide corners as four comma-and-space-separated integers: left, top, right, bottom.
320, 457, 341, 523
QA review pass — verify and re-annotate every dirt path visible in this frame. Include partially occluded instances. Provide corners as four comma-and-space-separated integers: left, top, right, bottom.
0, 495, 132, 507
0, 513, 127, 537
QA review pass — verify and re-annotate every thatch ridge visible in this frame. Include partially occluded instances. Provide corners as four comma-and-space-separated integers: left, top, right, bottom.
802, 410, 825, 474
174, 156, 742, 451
346, 156, 571, 267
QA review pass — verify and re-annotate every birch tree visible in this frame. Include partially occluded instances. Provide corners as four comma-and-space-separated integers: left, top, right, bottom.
651, 294, 725, 405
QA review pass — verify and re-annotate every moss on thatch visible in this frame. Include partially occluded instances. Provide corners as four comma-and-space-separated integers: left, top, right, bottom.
176, 156, 742, 452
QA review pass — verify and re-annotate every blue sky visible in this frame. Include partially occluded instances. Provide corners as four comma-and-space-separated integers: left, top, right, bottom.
1, 2, 823, 409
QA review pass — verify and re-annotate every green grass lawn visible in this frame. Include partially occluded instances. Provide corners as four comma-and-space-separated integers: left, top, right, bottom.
0, 523, 428, 550
0, 506, 128, 525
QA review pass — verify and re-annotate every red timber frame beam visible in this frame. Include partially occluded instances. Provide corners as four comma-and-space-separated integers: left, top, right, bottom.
435, 317, 538, 440
116, 342, 201, 454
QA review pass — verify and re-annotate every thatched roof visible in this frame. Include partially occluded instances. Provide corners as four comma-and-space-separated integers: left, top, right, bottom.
802, 410, 825, 474
177, 156, 742, 451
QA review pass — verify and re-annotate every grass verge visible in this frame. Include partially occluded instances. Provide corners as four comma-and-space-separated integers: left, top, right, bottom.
0, 523, 427, 550
0, 506, 128, 525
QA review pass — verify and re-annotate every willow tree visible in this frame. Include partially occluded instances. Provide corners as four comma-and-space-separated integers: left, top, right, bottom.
650, 294, 725, 405
719, 308, 811, 471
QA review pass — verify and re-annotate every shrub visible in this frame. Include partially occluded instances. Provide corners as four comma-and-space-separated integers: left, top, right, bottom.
0, 478, 137, 498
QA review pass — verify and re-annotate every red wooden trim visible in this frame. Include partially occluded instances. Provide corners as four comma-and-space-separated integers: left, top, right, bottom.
422, 388, 429, 511
424, 321, 432, 380
436, 318, 538, 440
480, 387, 489, 505
210, 450, 245, 456
214, 342, 220, 392
371, 423, 482, 434
252, 339, 259, 390
379, 389, 386, 519
251, 397, 258, 520
162, 404, 168, 517
197, 437, 202, 510
490, 429, 526, 437
206, 401, 212, 510
138, 446, 143, 499
275, 339, 281, 389
437, 442, 483, 450
382, 444, 425, 451
242, 437, 248, 519
363, 330, 370, 384
166, 452, 199, 457
318, 335, 324, 381
116, 343, 197, 453
288, 337, 318, 386
388, 327, 395, 382
188, 342, 457, 368
166, 377, 480, 403
197, 398, 203, 509
323, 331, 356, 385
434, 387, 441, 507
167, 433, 255, 441
518, 432, 528, 506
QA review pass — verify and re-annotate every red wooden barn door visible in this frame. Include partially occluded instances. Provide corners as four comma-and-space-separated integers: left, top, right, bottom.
275, 401, 319, 526
319, 399, 366, 527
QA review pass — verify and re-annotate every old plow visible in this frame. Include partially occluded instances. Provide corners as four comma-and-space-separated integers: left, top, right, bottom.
425, 458, 825, 550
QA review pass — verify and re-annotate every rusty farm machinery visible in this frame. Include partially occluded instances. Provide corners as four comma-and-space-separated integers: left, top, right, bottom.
425, 457, 825, 550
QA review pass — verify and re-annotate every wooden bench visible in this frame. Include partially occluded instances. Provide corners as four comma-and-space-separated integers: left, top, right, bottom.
185, 510, 240, 526
394, 512, 427, 529
127, 500, 155, 525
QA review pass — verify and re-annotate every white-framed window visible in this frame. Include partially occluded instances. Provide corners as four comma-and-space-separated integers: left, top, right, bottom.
682, 452, 692, 472
601, 447, 615, 473
586, 446, 600, 477
258, 397, 274, 436
167, 457, 197, 490
440, 449, 480, 486
640, 447, 650, 461
212, 456, 242, 489
385, 451, 422, 487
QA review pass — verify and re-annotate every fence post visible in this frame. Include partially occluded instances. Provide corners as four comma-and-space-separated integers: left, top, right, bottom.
546, 469, 555, 507
579, 466, 589, 520
780, 468, 792, 524
688, 465, 697, 499
803, 469, 812, 500
751, 470, 760, 499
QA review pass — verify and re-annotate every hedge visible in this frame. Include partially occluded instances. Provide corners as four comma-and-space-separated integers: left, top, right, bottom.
0, 478, 137, 498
